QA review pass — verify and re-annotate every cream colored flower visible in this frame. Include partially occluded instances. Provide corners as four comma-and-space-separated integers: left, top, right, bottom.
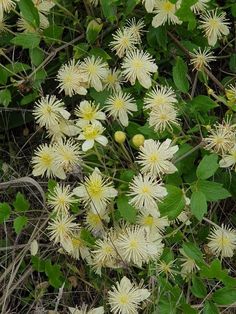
73, 168, 118, 213
204, 121, 235, 155
105, 91, 137, 127
57, 59, 88, 96
110, 28, 137, 58
65, 230, 90, 261
103, 69, 123, 91
47, 213, 78, 245
75, 100, 106, 128
32, 143, 65, 179
48, 184, 76, 214
128, 174, 167, 217
115, 225, 164, 267
121, 50, 158, 89
47, 119, 79, 142
179, 249, 199, 278
219, 144, 236, 171
81, 56, 108, 92
137, 139, 179, 176
208, 225, 236, 257
225, 84, 236, 106
33, 95, 70, 129
54, 139, 80, 173
77, 121, 108, 151
137, 214, 169, 233
125, 18, 145, 43
108, 276, 150, 314
152, 0, 182, 28
148, 103, 179, 132
156, 260, 176, 277
69, 305, 104, 314
0, 0, 15, 13
191, 0, 210, 14
199, 9, 230, 46
190, 47, 216, 71
144, 85, 177, 110
85, 210, 109, 236
142, 0, 156, 13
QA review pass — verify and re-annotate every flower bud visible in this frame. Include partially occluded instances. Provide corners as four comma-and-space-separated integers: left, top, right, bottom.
132, 134, 145, 148
114, 131, 126, 144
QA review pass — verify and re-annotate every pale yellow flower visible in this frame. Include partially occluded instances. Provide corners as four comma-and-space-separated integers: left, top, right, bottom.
191, 0, 210, 14
110, 28, 137, 58
125, 18, 145, 43
219, 144, 236, 171
75, 100, 106, 128
0, 0, 15, 13
144, 85, 177, 110
142, 0, 156, 13
48, 184, 76, 214
54, 139, 80, 173
137, 214, 169, 233
103, 69, 123, 91
152, 0, 182, 28
199, 9, 230, 46
208, 225, 236, 257
148, 103, 179, 132
190, 47, 216, 71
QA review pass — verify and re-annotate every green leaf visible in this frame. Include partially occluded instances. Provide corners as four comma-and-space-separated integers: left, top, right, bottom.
13, 216, 28, 234
196, 154, 219, 180
31, 256, 45, 272
0, 202, 11, 224
159, 185, 185, 219
196, 180, 231, 201
20, 92, 38, 106
44, 25, 63, 44
89, 47, 111, 60
203, 301, 219, 314
100, 0, 117, 22
13, 192, 30, 212
29, 48, 44, 66
173, 57, 189, 93
176, 0, 197, 29
182, 242, 204, 264
86, 19, 103, 44
80, 228, 96, 246
190, 190, 207, 221
188, 95, 218, 112
18, 0, 40, 28
229, 54, 236, 73
191, 276, 207, 298
117, 195, 137, 223
125, 0, 139, 15
11, 33, 40, 49
45, 260, 63, 288
0, 89, 11, 107
213, 287, 236, 305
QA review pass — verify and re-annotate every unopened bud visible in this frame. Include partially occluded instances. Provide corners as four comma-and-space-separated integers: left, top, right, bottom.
114, 131, 126, 144
132, 134, 145, 148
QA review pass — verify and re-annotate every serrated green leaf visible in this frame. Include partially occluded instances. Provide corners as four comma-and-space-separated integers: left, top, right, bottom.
0, 202, 11, 224
191, 276, 207, 298
213, 287, 236, 305
13, 216, 28, 234
13, 192, 30, 212
190, 190, 207, 221
159, 185, 185, 219
45, 260, 63, 288
11, 33, 40, 49
189, 95, 218, 112
117, 195, 137, 223
196, 180, 231, 201
18, 0, 40, 28
196, 154, 218, 180
173, 57, 189, 93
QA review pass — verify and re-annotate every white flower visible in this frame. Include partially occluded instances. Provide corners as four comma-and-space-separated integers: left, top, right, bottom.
110, 28, 137, 58
137, 139, 179, 177
33, 95, 70, 129
103, 69, 123, 91
190, 47, 216, 71
57, 59, 88, 96
54, 139, 80, 173
108, 276, 150, 314
85, 210, 110, 236
148, 103, 179, 132
226, 84, 236, 105
144, 85, 177, 110
190, 0, 210, 14
69, 305, 104, 314
142, 0, 156, 13
65, 230, 91, 261
77, 121, 108, 151
75, 100, 106, 128
47, 119, 79, 141
105, 91, 137, 127
137, 214, 169, 233
48, 184, 76, 214
152, 0, 182, 28
179, 249, 199, 278
208, 225, 236, 257
115, 225, 163, 267
204, 121, 235, 155
219, 144, 236, 171
128, 174, 167, 217
32, 143, 65, 179
81, 56, 108, 92
121, 50, 158, 89
0, 0, 15, 13
47, 213, 78, 245
199, 9, 230, 46
125, 18, 145, 43
73, 168, 118, 213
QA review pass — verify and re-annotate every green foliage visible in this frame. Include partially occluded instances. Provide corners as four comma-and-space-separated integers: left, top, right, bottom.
11, 33, 40, 48
173, 57, 189, 93
0, 202, 11, 223
18, 0, 40, 28
117, 195, 137, 223
159, 185, 185, 219
196, 154, 218, 180
190, 190, 207, 221
13, 215, 28, 234
13, 192, 30, 212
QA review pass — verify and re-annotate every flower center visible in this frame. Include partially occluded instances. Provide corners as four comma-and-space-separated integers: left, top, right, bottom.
72, 237, 82, 247
209, 18, 219, 29
132, 58, 143, 69
119, 294, 129, 305
149, 153, 159, 163
121, 37, 130, 47
141, 185, 151, 194
42, 153, 53, 167
129, 239, 138, 249
144, 216, 154, 226
154, 95, 166, 106
87, 180, 103, 198
88, 213, 101, 225
113, 98, 125, 109
162, 1, 174, 12
83, 125, 100, 140
87, 64, 98, 75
